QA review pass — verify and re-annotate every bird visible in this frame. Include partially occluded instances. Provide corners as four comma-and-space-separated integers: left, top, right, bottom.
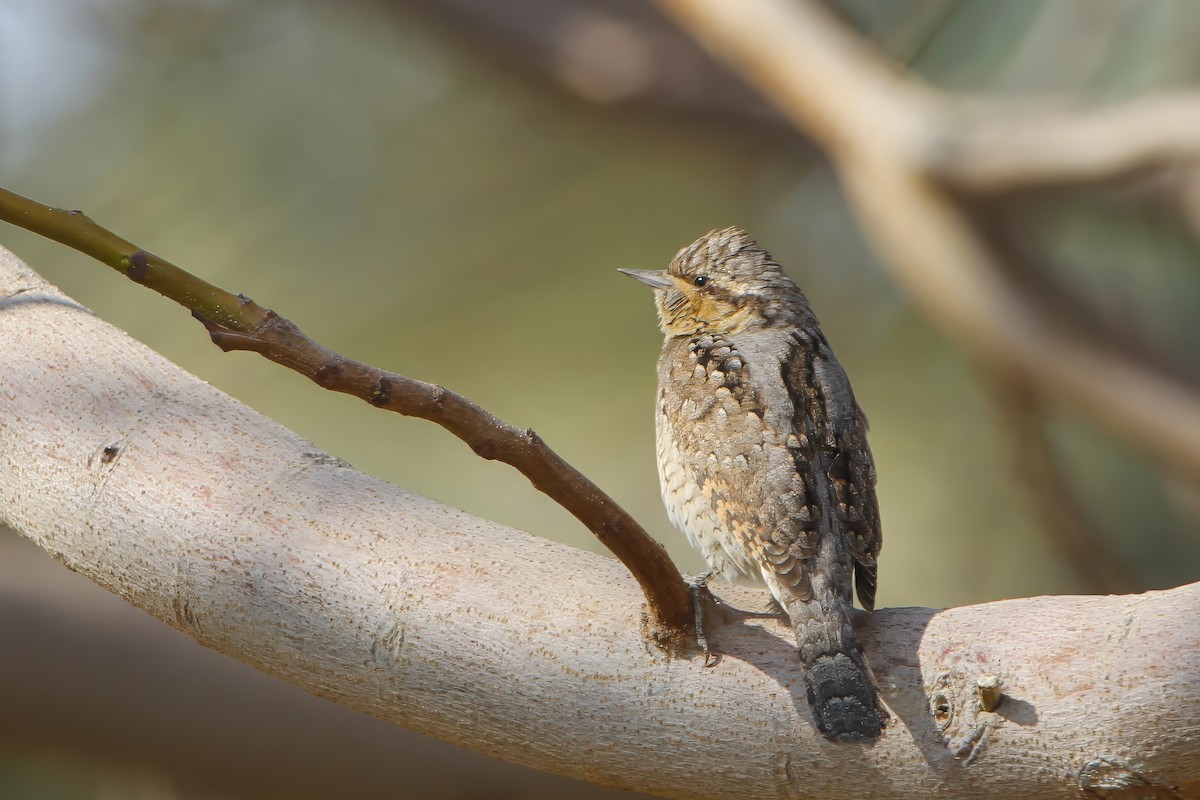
620, 226, 885, 742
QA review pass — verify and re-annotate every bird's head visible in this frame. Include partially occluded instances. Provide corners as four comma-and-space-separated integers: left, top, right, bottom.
621, 226, 805, 337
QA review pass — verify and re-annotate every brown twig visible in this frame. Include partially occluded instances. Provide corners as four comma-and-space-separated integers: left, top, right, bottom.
655, 0, 1200, 489
0, 185, 695, 645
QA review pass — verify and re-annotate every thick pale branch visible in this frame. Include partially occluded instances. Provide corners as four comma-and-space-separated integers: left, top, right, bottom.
0, 533, 624, 800
655, 0, 1200, 487
2, 247, 1198, 799
0, 186, 693, 644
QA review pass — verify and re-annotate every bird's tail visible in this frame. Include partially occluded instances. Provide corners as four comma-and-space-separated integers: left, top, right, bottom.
786, 595, 885, 742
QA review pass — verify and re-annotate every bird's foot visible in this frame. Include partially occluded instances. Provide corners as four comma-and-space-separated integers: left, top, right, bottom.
687, 572, 721, 667
687, 575, 790, 666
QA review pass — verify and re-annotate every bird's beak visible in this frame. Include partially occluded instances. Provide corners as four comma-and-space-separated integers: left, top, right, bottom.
618, 268, 674, 291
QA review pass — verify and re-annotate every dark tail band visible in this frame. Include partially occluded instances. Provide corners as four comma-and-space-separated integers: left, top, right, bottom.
804, 650, 884, 742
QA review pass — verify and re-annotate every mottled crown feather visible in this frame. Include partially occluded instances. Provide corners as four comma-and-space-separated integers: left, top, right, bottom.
670, 226, 780, 279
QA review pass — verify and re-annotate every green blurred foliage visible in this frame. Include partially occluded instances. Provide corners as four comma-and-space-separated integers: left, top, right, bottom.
0, 758, 94, 800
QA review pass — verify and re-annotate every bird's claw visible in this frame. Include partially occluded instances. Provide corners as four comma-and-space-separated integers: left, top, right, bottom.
688, 572, 722, 667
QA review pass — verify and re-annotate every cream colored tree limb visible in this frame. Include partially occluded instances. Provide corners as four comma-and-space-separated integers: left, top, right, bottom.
2, 248, 1199, 799
0, 532, 624, 799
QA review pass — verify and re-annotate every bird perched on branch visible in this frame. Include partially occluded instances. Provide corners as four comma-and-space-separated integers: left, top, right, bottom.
621, 227, 886, 742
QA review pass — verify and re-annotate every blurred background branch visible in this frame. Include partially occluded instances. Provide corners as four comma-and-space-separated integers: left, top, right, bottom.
926, 92, 1200, 190
3, 0, 1200, 797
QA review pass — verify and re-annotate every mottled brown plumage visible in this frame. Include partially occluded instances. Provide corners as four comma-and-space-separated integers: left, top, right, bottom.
622, 227, 885, 742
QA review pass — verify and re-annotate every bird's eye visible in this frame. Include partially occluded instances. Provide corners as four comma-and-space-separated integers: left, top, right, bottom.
693, 275, 709, 287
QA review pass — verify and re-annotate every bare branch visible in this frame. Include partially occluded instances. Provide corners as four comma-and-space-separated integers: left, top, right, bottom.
928, 93, 1200, 192
654, 0, 1200, 488
0, 185, 694, 645
2, 244, 1197, 799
